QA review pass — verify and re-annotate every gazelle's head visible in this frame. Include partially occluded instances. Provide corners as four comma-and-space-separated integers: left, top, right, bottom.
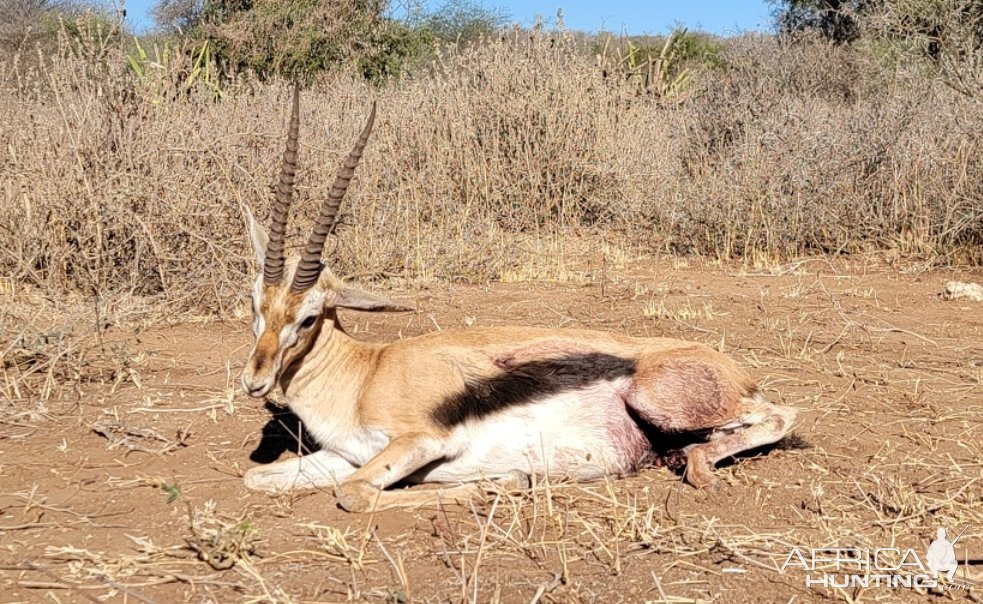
241, 86, 410, 399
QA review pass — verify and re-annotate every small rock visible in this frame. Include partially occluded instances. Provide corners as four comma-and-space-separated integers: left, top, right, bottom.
942, 281, 983, 302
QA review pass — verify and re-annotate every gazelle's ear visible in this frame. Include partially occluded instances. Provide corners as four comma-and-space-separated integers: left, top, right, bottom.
333, 287, 414, 313
244, 205, 269, 266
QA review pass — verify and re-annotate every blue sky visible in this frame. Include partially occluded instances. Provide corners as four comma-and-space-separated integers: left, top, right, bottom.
122, 0, 774, 35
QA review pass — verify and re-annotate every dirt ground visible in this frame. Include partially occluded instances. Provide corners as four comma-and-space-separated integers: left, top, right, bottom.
1, 257, 982, 603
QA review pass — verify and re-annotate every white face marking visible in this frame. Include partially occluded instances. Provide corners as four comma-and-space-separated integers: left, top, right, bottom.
254, 288, 329, 386
278, 289, 326, 350
242, 275, 327, 397
250, 274, 265, 337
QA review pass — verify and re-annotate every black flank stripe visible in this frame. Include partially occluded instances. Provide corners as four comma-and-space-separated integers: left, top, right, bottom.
431, 353, 637, 427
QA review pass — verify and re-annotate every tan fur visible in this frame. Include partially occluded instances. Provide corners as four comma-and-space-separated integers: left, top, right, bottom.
240, 99, 796, 511
240, 264, 799, 512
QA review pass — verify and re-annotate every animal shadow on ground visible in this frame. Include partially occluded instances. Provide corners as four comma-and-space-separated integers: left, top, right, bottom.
249, 401, 321, 463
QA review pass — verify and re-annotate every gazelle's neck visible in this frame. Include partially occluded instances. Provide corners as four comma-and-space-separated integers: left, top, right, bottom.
279, 318, 381, 419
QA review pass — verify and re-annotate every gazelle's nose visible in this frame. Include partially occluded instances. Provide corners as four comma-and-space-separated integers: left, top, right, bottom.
241, 373, 273, 398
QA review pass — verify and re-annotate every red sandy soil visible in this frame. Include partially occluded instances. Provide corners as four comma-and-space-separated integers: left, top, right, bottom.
1, 258, 981, 603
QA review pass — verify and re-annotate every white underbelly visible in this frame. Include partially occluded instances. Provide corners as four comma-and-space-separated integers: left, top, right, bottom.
415, 379, 647, 483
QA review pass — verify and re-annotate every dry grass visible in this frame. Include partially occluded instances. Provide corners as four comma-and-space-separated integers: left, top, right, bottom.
1, 28, 981, 325
0, 23, 982, 603
0, 261, 981, 602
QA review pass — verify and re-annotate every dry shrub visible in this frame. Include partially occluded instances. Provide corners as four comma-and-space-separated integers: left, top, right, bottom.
669, 35, 983, 259
0, 284, 138, 411
863, 0, 983, 98
1, 29, 981, 324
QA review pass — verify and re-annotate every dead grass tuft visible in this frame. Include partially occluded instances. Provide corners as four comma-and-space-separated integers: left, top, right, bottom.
1, 28, 981, 328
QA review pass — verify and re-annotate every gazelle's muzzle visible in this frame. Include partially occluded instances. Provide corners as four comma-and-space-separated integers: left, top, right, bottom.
241, 370, 275, 398
241, 356, 277, 398
241, 332, 281, 398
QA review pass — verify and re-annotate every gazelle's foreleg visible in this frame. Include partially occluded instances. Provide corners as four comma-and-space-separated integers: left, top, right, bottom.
337, 470, 531, 512
244, 450, 357, 492
334, 434, 447, 512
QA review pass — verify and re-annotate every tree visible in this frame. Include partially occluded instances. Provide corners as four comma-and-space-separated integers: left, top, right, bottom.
0, 0, 123, 54
771, 0, 872, 43
407, 0, 509, 44
773, 0, 983, 96
1, 0, 70, 48
151, 0, 203, 33
150, 0, 431, 81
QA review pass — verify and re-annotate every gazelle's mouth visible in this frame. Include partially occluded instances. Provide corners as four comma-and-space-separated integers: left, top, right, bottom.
242, 373, 275, 399
248, 383, 273, 398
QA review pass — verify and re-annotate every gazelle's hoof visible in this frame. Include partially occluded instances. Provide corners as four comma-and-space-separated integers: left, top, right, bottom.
683, 447, 718, 489
335, 480, 376, 513
503, 470, 532, 490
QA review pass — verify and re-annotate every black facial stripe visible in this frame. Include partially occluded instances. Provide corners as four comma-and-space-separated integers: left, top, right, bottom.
431, 353, 637, 427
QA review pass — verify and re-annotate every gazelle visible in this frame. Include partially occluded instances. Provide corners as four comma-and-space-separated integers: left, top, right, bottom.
240, 87, 797, 512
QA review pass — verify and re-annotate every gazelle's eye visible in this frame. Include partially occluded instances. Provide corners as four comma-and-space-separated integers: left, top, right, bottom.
300, 315, 317, 329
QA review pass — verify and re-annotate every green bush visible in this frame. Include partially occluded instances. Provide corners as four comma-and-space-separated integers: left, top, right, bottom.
357, 19, 434, 81
675, 31, 727, 70
1, 1, 125, 56
194, 0, 432, 82
409, 0, 509, 44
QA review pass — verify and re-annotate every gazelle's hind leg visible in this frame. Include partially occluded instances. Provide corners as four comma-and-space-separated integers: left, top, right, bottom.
244, 450, 358, 492
683, 394, 796, 488
627, 352, 796, 488
350, 470, 531, 512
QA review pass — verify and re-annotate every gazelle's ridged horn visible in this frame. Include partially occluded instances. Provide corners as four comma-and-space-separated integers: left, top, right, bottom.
263, 84, 301, 286
291, 101, 376, 293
